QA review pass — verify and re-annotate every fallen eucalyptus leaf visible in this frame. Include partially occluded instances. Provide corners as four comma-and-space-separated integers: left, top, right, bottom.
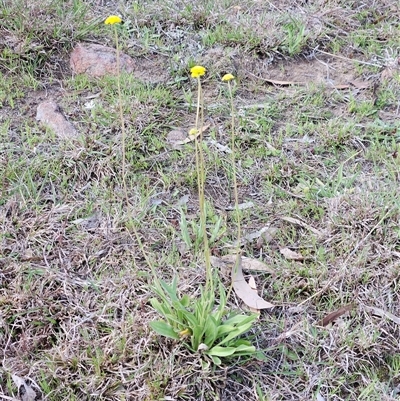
248, 275, 261, 314
226, 201, 254, 211
280, 247, 304, 261
222, 254, 275, 275
281, 216, 324, 238
208, 139, 232, 153
248, 275, 257, 291
187, 124, 210, 141
166, 124, 210, 148
243, 226, 278, 243
232, 256, 274, 310
349, 79, 371, 89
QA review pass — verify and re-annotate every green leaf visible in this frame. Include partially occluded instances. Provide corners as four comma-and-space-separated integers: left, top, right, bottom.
216, 324, 234, 338
150, 321, 179, 340
171, 300, 187, 316
216, 321, 255, 347
160, 279, 179, 302
191, 323, 204, 351
210, 355, 222, 365
182, 312, 199, 328
207, 344, 256, 360
232, 338, 252, 347
150, 298, 171, 316
206, 346, 237, 357
231, 344, 256, 355
223, 313, 257, 327
152, 281, 169, 304
214, 282, 227, 321
180, 294, 190, 307
203, 315, 218, 345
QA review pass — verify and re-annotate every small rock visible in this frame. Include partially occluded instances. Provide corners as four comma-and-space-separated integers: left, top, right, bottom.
70, 43, 135, 77
36, 101, 77, 139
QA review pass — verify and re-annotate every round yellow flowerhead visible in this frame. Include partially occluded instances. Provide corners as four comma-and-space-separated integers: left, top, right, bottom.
104, 15, 122, 25
190, 65, 206, 78
222, 73, 235, 82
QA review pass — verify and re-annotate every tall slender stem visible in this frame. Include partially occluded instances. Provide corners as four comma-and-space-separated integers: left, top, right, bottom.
194, 77, 212, 290
226, 81, 241, 300
113, 26, 155, 275
114, 27, 128, 206
228, 81, 241, 249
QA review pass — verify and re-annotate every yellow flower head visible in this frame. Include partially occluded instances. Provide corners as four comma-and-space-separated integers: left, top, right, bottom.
222, 73, 235, 82
179, 328, 192, 338
190, 65, 206, 78
104, 15, 122, 25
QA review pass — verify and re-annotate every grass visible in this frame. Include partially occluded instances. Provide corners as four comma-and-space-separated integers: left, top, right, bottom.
1, 0, 400, 399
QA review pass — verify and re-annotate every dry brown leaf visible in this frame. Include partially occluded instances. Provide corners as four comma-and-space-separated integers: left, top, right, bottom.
166, 124, 210, 148
259, 77, 304, 86
255, 74, 365, 90
232, 255, 274, 310
281, 216, 324, 237
280, 247, 304, 261
225, 201, 254, 211
319, 304, 355, 327
210, 255, 227, 269
349, 79, 371, 89
248, 275, 257, 290
208, 139, 232, 153
221, 254, 276, 275
331, 80, 370, 90
210, 255, 232, 278
247, 275, 261, 315
186, 124, 210, 141
243, 226, 278, 243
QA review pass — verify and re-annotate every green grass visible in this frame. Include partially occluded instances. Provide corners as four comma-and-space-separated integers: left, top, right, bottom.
1, 0, 400, 399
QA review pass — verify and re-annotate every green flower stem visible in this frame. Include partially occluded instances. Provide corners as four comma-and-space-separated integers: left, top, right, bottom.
227, 81, 241, 247
226, 80, 241, 299
114, 26, 128, 205
113, 25, 155, 276
194, 76, 212, 291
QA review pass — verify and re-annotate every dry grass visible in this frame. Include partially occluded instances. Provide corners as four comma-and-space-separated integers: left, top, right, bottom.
1, 0, 400, 399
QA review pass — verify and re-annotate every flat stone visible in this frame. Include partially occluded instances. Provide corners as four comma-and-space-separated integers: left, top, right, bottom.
70, 43, 135, 77
36, 100, 77, 139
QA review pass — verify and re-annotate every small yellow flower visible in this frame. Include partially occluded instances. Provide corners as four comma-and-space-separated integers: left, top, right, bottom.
179, 328, 192, 338
104, 15, 122, 25
222, 73, 235, 82
190, 65, 206, 78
